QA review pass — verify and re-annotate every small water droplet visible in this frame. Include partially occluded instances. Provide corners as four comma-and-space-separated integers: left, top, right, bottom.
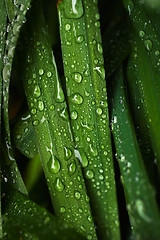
89, 144, 98, 156
144, 39, 153, 51
95, 13, 100, 20
71, 110, 78, 119
39, 69, 44, 75
33, 85, 41, 97
94, 65, 105, 80
155, 50, 160, 56
76, 35, 84, 43
139, 30, 145, 38
47, 71, 52, 77
32, 120, 39, 126
64, 147, 72, 160
38, 101, 44, 111
70, 93, 83, 104
60, 206, 66, 213
31, 108, 37, 115
85, 170, 94, 179
60, 107, 68, 120
68, 161, 76, 175
72, 72, 82, 83
96, 107, 102, 115
75, 191, 81, 199
47, 156, 60, 173
3, 63, 11, 82
95, 21, 100, 28
50, 105, 55, 111
97, 42, 103, 54
54, 177, 64, 192
65, 23, 71, 31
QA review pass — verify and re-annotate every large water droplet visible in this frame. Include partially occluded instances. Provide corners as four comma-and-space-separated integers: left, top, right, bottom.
96, 107, 102, 115
47, 156, 60, 173
32, 120, 39, 126
81, 121, 94, 131
94, 65, 105, 80
75, 148, 88, 167
89, 144, 98, 156
54, 177, 64, 192
85, 170, 94, 179
64, 0, 83, 19
144, 39, 153, 52
123, 0, 134, 15
33, 85, 41, 97
70, 93, 83, 104
72, 72, 82, 83
139, 30, 145, 38
68, 161, 76, 175
64, 147, 72, 160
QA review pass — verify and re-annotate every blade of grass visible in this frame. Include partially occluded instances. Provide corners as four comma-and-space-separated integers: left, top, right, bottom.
2, 188, 86, 240
0, 1, 8, 237
20, 1, 97, 238
109, 65, 160, 240
58, 1, 120, 239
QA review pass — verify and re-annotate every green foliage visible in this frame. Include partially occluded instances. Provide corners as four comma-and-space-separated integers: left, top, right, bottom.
1, 0, 160, 239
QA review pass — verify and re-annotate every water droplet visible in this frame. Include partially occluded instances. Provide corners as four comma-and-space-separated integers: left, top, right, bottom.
13, 23, 21, 35
95, 13, 100, 20
39, 69, 44, 75
95, 21, 100, 28
81, 121, 94, 131
139, 30, 145, 38
135, 199, 151, 222
28, 79, 32, 85
155, 50, 159, 56
54, 177, 64, 192
97, 42, 103, 54
72, 72, 82, 83
75, 191, 81, 199
144, 39, 153, 51
33, 85, 41, 97
85, 170, 94, 179
3, 63, 11, 82
84, 68, 90, 76
76, 35, 84, 43
60, 107, 68, 120
89, 144, 98, 156
38, 101, 44, 111
60, 206, 66, 213
70, 93, 83, 104
56, 80, 65, 102
68, 161, 76, 175
47, 71, 52, 77
75, 148, 88, 167
124, 0, 134, 15
47, 156, 60, 174
50, 105, 55, 111
64, 147, 72, 160
64, 0, 83, 19
32, 120, 39, 126
94, 65, 105, 80
66, 41, 72, 46
71, 110, 78, 119
100, 100, 108, 108
96, 107, 102, 115
31, 108, 37, 115
65, 23, 71, 31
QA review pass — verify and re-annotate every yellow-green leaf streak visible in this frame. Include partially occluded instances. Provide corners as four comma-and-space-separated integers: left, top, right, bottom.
22, 1, 97, 239
58, 1, 120, 239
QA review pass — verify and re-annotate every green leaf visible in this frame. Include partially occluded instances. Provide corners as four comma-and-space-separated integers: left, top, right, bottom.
21, 1, 97, 238
109, 66, 160, 240
58, 1, 120, 239
3, 188, 86, 240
